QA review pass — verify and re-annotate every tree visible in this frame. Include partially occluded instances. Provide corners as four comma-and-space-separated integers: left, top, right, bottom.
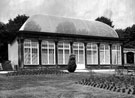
95, 16, 114, 28
0, 22, 8, 62
0, 15, 29, 62
6, 14, 29, 41
116, 24, 135, 48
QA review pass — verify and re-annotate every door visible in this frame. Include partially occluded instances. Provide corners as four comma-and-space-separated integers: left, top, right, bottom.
73, 42, 85, 69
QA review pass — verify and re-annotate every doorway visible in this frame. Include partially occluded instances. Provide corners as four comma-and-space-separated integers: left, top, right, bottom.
73, 42, 85, 69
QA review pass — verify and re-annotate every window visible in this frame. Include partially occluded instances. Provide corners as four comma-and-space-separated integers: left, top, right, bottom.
100, 44, 110, 64
87, 43, 98, 64
24, 39, 39, 65
73, 42, 84, 64
41, 41, 55, 65
112, 44, 121, 65
58, 42, 70, 64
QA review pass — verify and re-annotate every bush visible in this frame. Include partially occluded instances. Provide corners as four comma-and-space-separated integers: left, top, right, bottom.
2, 60, 13, 71
67, 54, 77, 72
6, 68, 68, 76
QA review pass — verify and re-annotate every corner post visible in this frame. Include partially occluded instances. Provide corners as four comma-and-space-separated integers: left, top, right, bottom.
109, 44, 112, 68
38, 40, 42, 67
97, 43, 100, 68
55, 41, 58, 68
18, 38, 24, 69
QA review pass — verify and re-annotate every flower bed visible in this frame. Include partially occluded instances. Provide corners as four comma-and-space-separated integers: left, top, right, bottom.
6, 68, 68, 76
76, 75, 135, 95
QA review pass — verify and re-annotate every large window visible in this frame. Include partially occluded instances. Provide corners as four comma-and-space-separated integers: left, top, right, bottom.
87, 43, 98, 64
41, 41, 55, 65
73, 42, 84, 64
58, 42, 70, 64
112, 44, 121, 65
100, 44, 110, 64
24, 39, 39, 65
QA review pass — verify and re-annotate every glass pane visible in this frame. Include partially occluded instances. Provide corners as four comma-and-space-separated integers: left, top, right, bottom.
42, 41, 47, 48
93, 50, 98, 64
31, 41, 38, 47
42, 49, 48, 64
24, 48, 31, 64
58, 49, 63, 64
64, 43, 70, 48
74, 50, 78, 63
87, 50, 92, 64
112, 44, 121, 65
65, 50, 70, 64
100, 44, 104, 50
79, 50, 84, 64
58, 43, 63, 48
49, 49, 54, 64
32, 48, 38, 64
105, 49, 110, 64
100, 51, 104, 64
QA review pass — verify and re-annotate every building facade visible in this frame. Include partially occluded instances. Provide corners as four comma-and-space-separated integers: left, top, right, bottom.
8, 15, 123, 69
124, 48, 135, 65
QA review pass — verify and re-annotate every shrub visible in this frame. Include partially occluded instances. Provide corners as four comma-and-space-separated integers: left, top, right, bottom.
2, 60, 13, 71
6, 68, 68, 76
67, 54, 77, 73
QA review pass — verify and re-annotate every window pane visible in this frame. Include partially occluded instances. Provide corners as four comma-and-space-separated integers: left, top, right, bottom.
100, 44, 110, 64
112, 45, 121, 65
41, 41, 55, 65
74, 50, 78, 63
49, 49, 54, 64
42, 49, 48, 64
65, 50, 70, 64
79, 50, 84, 64
24, 40, 39, 65
24, 48, 31, 64
32, 48, 38, 64
93, 50, 98, 64
87, 50, 92, 64
87, 43, 98, 64
58, 42, 70, 64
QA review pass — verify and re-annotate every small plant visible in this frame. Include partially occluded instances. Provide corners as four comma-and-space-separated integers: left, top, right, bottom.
67, 54, 77, 72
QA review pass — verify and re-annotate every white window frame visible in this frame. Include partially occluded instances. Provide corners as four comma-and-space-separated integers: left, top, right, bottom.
24, 39, 39, 65
112, 44, 121, 65
100, 43, 110, 64
58, 42, 70, 64
41, 41, 55, 65
73, 42, 85, 64
87, 43, 98, 64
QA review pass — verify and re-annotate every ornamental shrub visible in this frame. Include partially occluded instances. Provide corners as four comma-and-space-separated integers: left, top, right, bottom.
67, 54, 77, 72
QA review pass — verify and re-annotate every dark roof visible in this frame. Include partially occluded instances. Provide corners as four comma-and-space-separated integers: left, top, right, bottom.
20, 14, 118, 38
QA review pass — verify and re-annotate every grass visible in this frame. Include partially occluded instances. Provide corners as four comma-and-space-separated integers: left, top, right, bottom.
0, 72, 135, 98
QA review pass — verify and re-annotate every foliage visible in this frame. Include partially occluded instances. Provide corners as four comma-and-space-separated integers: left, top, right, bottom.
116, 24, 135, 48
2, 60, 13, 71
0, 14, 29, 62
6, 68, 68, 76
0, 22, 8, 62
76, 75, 135, 95
95, 16, 114, 28
67, 54, 77, 72
6, 14, 29, 41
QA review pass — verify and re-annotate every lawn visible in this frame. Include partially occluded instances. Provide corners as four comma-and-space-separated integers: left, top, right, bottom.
0, 72, 135, 98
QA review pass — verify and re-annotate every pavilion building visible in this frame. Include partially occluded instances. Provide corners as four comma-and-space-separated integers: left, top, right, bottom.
8, 14, 123, 69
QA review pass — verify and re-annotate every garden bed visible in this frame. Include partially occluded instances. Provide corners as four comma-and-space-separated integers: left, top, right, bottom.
76, 74, 135, 95
6, 68, 68, 76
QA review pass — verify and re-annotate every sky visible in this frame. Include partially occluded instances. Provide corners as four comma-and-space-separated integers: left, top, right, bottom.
0, 0, 135, 29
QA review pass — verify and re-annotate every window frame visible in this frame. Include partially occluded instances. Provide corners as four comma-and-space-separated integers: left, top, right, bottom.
23, 39, 39, 65
87, 43, 98, 64
112, 44, 121, 65
58, 42, 71, 65
100, 43, 110, 65
41, 40, 55, 65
